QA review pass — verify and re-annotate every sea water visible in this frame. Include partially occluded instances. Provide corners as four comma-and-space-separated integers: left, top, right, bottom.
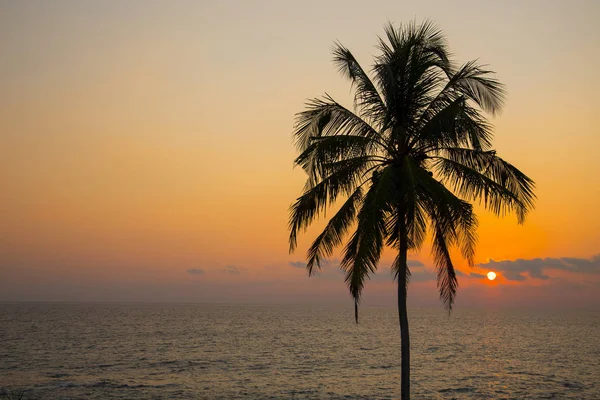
1, 303, 598, 399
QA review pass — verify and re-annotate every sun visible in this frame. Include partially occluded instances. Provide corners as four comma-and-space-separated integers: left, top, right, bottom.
487, 271, 497, 281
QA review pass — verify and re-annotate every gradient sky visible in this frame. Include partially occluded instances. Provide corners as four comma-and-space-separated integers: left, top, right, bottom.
1, 0, 599, 309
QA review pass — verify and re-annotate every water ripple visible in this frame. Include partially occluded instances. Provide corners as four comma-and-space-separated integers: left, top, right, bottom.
0, 303, 598, 399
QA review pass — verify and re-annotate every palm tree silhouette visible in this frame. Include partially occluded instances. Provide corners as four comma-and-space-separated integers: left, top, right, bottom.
288, 21, 535, 399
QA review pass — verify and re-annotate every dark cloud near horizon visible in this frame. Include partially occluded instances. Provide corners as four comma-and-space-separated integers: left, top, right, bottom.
312, 259, 345, 279
290, 259, 426, 282
289, 261, 306, 269
503, 270, 526, 281
290, 259, 423, 269
186, 268, 205, 275
408, 269, 436, 282
372, 260, 430, 282
456, 270, 488, 279
370, 268, 437, 283
223, 265, 242, 275
478, 255, 600, 281
469, 272, 487, 279
288, 259, 342, 279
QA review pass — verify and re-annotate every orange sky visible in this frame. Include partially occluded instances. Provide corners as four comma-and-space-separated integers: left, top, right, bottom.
1, 0, 599, 309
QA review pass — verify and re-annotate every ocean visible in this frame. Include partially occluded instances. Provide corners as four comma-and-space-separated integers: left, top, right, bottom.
1, 303, 599, 399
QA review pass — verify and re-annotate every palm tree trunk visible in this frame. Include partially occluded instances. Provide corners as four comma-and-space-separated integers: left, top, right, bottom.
398, 222, 410, 400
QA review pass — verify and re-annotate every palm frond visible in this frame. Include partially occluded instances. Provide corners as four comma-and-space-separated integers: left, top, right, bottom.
306, 187, 364, 275
411, 96, 466, 149
413, 96, 494, 152
440, 148, 536, 210
434, 154, 534, 223
413, 61, 504, 156
416, 167, 478, 267
451, 60, 506, 116
341, 165, 396, 322
294, 135, 386, 182
293, 95, 381, 153
293, 96, 388, 186
431, 220, 458, 311
332, 43, 387, 127
373, 21, 451, 134
288, 156, 373, 252
416, 176, 462, 310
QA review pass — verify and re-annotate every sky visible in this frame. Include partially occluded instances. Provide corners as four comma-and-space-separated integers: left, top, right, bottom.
1, 0, 599, 310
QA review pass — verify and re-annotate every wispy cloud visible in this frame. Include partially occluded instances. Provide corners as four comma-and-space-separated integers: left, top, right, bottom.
287, 258, 431, 282
469, 272, 487, 279
186, 268, 205, 275
223, 265, 242, 275
408, 259, 424, 267
456, 270, 486, 279
366, 260, 434, 283
289, 261, 306, 269
288, 259, 345, 280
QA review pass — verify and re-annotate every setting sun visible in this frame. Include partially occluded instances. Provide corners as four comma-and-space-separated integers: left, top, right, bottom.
487, 271, 497, 281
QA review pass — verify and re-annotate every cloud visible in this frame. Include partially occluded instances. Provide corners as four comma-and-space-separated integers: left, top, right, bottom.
409, 269, 437, 282
291, 259, 422, 269
559, 256, 600, 274
370, 268, 436, 283
478, 255, 600, 281
288, 258, 460, 283
289, 259, 341, 273
456, 271, 492, 279
294, 258, 432, 282
186, 268, 205, 275
469, 272, 487, 279
223, 265, 242, 275
369, 270, 394, 282
314, 258, 428, 282
289, 261, 306, 269
503, 270, 526, 281
287, 259, 346, 280
313, 260, 345, 280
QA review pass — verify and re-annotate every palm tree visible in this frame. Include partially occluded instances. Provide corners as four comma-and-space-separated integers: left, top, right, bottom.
288, 21, 535, 399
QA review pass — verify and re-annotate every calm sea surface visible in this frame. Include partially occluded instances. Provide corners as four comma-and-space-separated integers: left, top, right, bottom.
1, 303, 599, 399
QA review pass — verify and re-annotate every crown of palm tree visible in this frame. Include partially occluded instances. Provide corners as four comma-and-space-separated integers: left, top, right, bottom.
289, 21, 535, 321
